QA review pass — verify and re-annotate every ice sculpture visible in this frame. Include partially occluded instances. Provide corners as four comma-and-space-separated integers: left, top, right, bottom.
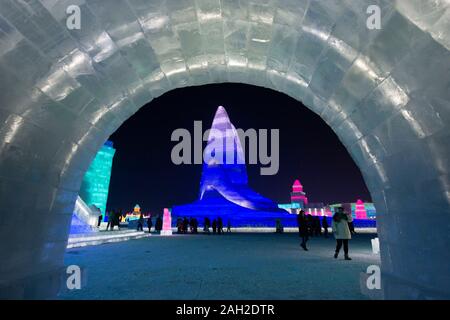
173, 106, 292, 226
0, 0, 449, 300
160, 208, 173, 236
70, 196, 100, 235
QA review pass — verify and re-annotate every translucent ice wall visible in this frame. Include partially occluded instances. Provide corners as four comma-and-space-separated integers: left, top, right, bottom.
0, 0, 449, 299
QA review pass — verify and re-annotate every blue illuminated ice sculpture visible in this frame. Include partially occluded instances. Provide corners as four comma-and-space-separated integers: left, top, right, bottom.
172, 107, 292, 227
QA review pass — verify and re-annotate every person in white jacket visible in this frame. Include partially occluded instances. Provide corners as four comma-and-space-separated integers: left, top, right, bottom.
332, 207, 352, 260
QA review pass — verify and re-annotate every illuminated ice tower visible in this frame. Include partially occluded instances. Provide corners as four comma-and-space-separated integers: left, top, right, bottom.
172, 106, 290, 226
355, 199, 368, 219
160, 208, 173, 236
291, 180, 308, 209
79, 141, 116, 215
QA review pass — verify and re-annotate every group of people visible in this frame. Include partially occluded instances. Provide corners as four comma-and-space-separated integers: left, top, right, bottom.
99, 211, 161, 233
297, 207, 353, 260
301, 215, 330, 238
106, 207, 354, 261
176, 217, 200, 234
176, 217, 231, 234
135, 215, 233, 235
100, 210, 124, 231
137, 213, 163, 233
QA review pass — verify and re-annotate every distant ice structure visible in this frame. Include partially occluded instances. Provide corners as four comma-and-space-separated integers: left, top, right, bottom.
355, 199, 368, 220
290, 180, 308, 208
172, 106, 292, 226
0, 0, 449, 300
160, 208, 173, 236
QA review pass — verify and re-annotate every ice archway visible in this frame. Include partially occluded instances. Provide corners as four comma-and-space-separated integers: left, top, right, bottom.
0, 0, 449, 299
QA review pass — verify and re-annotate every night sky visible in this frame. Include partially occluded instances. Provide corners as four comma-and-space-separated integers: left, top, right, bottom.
107, 83, 370, 213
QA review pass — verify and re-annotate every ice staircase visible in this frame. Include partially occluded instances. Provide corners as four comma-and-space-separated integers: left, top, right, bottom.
67, 229, 151, 249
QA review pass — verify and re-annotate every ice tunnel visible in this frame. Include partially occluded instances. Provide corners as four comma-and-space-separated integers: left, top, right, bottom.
0, 0, 449, 299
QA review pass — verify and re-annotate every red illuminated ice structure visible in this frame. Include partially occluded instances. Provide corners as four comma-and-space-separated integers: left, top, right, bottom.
290, 180, 308, 208
160, 208, 173, 236
172, 106, 291, 227
355, 199, 368, 219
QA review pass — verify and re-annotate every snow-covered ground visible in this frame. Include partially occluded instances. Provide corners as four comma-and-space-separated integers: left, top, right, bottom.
60, 232, 380, 300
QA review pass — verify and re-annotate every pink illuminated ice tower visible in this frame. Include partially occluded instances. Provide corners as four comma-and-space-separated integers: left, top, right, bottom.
355, 199, 367, 219
291, 179, 308, 208
160, 208, 172, 236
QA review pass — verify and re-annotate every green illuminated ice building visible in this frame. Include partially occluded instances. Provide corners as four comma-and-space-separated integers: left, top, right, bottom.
79, 141, 116, 215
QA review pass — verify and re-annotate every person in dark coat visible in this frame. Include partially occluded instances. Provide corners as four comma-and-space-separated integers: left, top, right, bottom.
194, 218, 199, 233
275, 219, 283, 233
226, 220, 232, 233
314, 216, 321, 236
147, 215, 153, 233
137, 213, 144, 231
110, 210, 117, 230
155, 216, 163, 233
297, 210, 309, 251
191, 218, 198, 234
204, 217, 210, 233
322, 216, 329, 238
114, 210, 122, 231
189, 217, 196, 233
182, 217, 189, 234
97, 214, 103, 228
177, 218, 183, 233
106, 211, 112, 231
217, 217, 223, 234
306, 214, 313, 237
212, 219, 217, 234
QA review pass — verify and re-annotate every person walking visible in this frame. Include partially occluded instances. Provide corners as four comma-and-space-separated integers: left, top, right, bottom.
204, 217, 210, 233
192, 218, 198, 234
217, 217, 223, 234
137, 213, 144, 231
97, 214, 103, 228
322, 216, 329, 238
275, 219, 283, 233
297, 210, 309, 251
212, 219, 217, 234
105, 211, 112, 231
182, 217, 189, 234
314, 216, 321, 236
307, 214, 313, 237
155, 216, 163, 233
147, 215, 153, 233
226, 220, 231, 233
114, 210, 122, 231
176, 218, 183, 234
332, 207, 352, 260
